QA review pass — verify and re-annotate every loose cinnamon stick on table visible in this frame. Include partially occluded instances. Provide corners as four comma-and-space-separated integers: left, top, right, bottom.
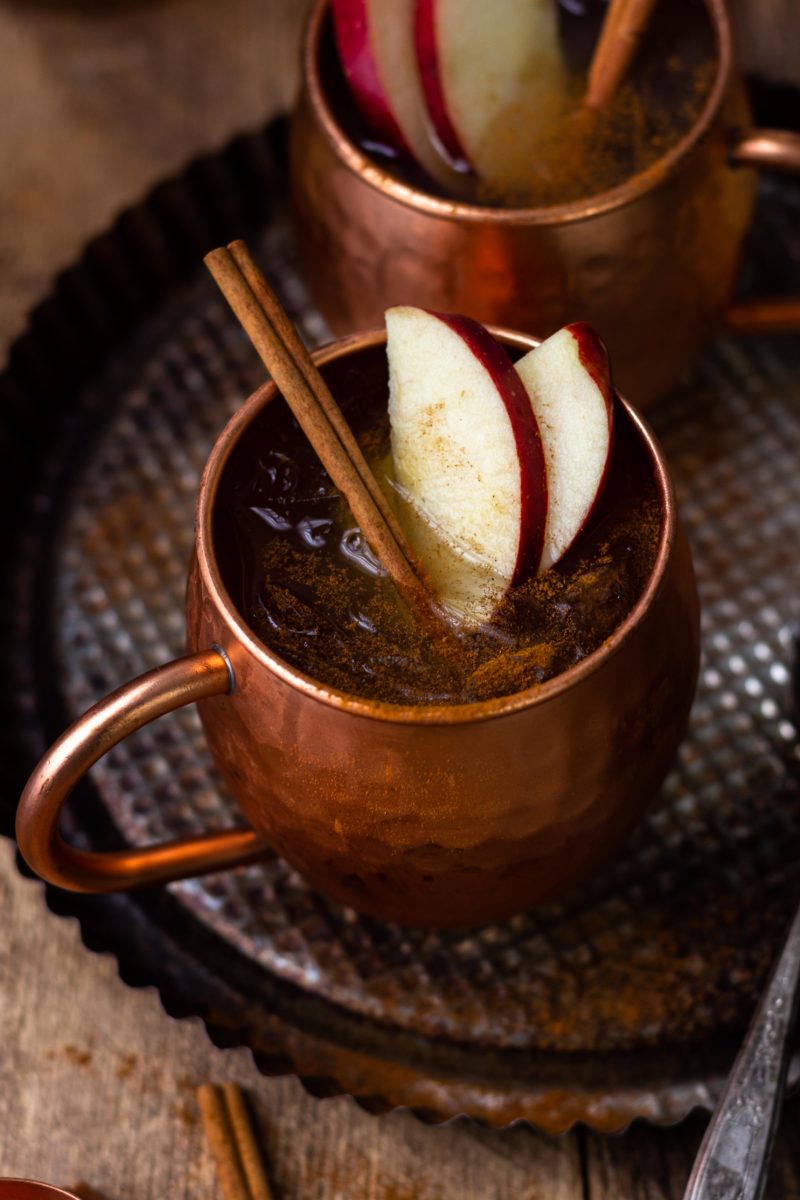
204, 244, 441, 629
197, 1082, 275, 1200
585, 0, 659, 110
222, 1082, 275, 1200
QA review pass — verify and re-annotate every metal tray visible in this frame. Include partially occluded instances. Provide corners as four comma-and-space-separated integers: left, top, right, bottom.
2, 120, 799, 1134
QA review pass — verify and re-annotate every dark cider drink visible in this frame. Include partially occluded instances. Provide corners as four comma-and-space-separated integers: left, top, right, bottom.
214, 344, 661, 705
324, 0, 716, 207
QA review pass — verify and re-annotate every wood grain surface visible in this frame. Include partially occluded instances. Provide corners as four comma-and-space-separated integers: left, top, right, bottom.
0, 0, 308, 358
0, 840, 586, 1199
2, 838, 798, 1198
1, 1, 799, 1196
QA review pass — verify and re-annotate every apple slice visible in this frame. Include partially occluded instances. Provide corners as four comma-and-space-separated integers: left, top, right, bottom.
415, 0, 571, 202
515, 323, 614, 572
387, 306, 547, 626
414, 0, 471, 172
331, 0, 468, 193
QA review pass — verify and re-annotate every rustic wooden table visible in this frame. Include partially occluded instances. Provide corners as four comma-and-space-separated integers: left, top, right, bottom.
0, 3, 798, 1196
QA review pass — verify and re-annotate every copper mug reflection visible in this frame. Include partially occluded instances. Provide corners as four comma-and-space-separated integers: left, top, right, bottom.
17, 330, 699, 929
289, 0, 800, 407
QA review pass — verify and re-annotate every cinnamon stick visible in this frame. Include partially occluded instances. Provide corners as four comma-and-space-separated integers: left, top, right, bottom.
197, 1083, 252, 1200
585, 0, 659, 110
227, 240, 407, 554
585, 0, 627, 100
222, 1083, 275, 1200
204, 245, 439, 626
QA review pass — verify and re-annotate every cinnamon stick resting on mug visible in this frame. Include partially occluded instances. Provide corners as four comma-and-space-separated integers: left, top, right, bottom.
204, 242, 445, 632
585, 0, 660, 109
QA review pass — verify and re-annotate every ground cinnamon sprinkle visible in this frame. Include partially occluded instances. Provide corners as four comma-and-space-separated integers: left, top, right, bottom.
333, 0, 716, 209
471, 48, 715, 208
216, 355, 661, 705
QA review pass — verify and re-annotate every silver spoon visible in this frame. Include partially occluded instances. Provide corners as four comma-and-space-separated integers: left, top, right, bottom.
682, 899, 800, 1199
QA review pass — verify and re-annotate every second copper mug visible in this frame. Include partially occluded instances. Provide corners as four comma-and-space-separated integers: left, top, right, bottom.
290, 0, 800, 407
17, 330, 700, 928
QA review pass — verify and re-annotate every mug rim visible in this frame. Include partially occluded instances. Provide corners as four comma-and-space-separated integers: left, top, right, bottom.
302, 0, 732, 227
195, 327, 676, 726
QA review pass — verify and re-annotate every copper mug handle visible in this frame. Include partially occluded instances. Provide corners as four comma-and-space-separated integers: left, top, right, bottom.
16, 648, 269, 892
726, 127, 800, 333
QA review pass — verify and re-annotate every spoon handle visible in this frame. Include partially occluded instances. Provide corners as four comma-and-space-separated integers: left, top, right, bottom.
682, 902, 800, 1200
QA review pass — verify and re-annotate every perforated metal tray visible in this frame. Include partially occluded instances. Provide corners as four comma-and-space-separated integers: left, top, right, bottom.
2, 121, 799, 1133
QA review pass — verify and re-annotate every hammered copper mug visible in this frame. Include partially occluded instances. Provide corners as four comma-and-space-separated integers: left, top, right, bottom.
17, 329, 699, 928
290, 0, 800, 407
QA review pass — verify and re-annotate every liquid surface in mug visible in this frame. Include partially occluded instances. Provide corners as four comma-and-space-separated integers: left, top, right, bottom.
324, 0, 716, 207
213, 345, 662, 706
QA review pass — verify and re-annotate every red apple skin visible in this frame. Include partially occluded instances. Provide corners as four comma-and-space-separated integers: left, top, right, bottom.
331, 0, 409, 156
561, 321, 615, 559
568, 321, 613, 402
429, 310, 548, 582
414, 0, 472, 173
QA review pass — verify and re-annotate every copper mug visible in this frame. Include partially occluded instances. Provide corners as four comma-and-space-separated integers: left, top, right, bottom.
0, 1185, 84, 1200
17, 329, 700, 928
289, 0, 800, 407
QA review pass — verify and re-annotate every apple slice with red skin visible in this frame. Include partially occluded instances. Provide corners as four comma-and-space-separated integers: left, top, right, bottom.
331, 0, 468, 193
387, 306, 547, 627
414, 0, 570, 202
414, 0, 471, 172
515, 323, 614, 571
